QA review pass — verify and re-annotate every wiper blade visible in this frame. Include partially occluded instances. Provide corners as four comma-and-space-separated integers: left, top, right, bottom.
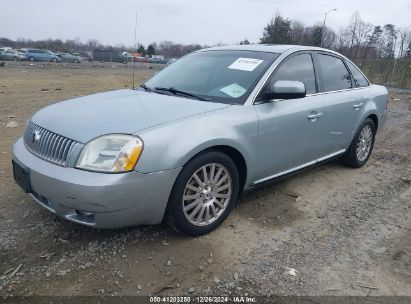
154, 87, 207, 101
139, 83, 153, 92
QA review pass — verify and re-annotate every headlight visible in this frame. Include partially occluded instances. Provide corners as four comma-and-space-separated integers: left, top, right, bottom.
76, 134, 143, 173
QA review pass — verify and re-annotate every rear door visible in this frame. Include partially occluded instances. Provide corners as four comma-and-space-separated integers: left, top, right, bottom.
40, 50, 48, 61
254, 52, 328, 181
313, 52, 367, 153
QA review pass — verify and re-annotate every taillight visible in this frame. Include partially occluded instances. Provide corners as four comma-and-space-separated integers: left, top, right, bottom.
385, 97, 389, 110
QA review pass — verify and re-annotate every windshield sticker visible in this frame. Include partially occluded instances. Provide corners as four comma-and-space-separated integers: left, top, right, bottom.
228, 57, 264, 72
220, 83, 247, 98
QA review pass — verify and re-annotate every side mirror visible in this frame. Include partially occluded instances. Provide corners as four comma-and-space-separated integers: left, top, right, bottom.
265, 80, 306, 100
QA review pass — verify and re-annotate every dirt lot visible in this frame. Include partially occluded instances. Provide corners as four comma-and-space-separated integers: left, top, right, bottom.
0, 63, 410, 299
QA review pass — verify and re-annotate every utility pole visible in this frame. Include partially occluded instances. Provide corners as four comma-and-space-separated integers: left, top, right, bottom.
132, 11, 137, 90
321, 8, 337, 48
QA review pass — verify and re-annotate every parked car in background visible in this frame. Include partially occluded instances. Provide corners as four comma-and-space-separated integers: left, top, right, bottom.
16, 50, 27, 60
122, 52, 134, 62
167, 58, 178, 65
93, 49, 127, 63
25, 49, 61, 62
73, 51, 92, 62
57, 52, 83, 63
149, 55, 168, 64
134, 56, 150, 63
12, 45, 388, 236
0, 47, 12, 53
149, 57, 169, 64
0, 49, 25, 61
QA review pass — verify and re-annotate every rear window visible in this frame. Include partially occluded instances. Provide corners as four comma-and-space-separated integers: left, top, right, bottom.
346, 61, 369, 87
317, 54, 352, 92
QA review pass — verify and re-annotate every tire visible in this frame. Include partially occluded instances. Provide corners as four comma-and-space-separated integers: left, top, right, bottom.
51, 58, 57, 62
13, 57, 18, 61
343, 118, 376, 168
29, 57, 35, 62
165, 151, 240, 236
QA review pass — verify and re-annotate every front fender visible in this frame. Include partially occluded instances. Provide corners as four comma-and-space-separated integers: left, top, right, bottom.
135, 105, 259, 187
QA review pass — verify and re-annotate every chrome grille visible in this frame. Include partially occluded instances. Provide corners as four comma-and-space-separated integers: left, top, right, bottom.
24, 121, 78, 166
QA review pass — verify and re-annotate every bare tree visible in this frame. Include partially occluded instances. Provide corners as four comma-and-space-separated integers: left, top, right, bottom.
86, 39, 101, 50
397, 28, 411, 58
338, 13, 373, 60
321, 26, 337, 49
290, 21, 306, 45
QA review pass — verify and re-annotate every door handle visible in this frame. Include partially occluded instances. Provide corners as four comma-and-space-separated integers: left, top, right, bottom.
352, 102, 364, 110
307, 112, 323, 121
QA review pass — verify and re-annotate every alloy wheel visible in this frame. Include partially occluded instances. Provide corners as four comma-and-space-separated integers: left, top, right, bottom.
182, 163, 232, 226
356, 124, 373, 162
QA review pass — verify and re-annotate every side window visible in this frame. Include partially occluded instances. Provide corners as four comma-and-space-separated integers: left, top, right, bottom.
346, 61, 369, 87
317, 54, 352, 91
271, 54, 317, 94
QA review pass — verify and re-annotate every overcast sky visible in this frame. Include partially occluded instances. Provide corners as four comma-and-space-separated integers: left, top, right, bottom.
1, 0, 410, 46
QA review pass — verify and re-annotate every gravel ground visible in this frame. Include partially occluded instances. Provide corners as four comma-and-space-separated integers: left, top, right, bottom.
0, 64, 410, 299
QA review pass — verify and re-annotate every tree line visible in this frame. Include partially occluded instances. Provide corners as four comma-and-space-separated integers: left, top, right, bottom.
0, 37, 204, 58
1, 12, 410, 61
259, 12, 411, 61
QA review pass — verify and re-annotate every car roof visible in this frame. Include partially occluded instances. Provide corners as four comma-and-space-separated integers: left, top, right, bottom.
199, 44, 340, 55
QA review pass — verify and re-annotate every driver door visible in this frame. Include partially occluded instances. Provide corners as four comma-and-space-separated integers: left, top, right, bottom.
254, 52, 328, 182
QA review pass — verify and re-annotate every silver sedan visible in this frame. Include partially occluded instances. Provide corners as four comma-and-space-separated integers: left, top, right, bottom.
12, 45, 388, 235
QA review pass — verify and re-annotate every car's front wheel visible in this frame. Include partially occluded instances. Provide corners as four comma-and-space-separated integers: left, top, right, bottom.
165, 151, 239, 236
343, 118, 376, 168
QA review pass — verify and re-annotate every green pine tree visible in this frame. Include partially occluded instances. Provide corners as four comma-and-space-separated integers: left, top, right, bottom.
137, 45, 145, 55
147, 44, 155, 57
260, 14, 292, 44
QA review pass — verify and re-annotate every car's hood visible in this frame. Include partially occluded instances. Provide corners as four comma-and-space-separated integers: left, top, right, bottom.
31, 89, 231, 143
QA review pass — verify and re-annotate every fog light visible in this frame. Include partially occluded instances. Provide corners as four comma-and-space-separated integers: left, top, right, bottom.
75, 210, 94, 219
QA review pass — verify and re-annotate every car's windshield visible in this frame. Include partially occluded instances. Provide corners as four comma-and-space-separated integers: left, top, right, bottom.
143, 50, 279, 104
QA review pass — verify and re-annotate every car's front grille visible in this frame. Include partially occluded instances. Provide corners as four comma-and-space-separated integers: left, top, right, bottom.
24, 121, 79, 166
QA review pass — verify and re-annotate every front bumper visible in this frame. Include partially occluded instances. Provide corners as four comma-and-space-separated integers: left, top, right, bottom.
12, 138, 181, 228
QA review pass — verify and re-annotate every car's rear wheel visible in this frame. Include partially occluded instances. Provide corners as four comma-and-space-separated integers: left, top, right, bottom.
52, 58, 57, 62
29, 57, 35, 61
343, 118, 376, 168
165, 151, 239, 236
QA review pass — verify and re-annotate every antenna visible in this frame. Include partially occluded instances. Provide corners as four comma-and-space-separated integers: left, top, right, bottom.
132, 11, 137, 90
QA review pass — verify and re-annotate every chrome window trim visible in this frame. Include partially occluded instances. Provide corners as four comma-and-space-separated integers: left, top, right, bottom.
246, 51, 291, 105
249, 49, 314, 105
343, 58, 371, 87
253, 149, 346, 185
305, 86, 368, 97
250, 49, 371, 105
